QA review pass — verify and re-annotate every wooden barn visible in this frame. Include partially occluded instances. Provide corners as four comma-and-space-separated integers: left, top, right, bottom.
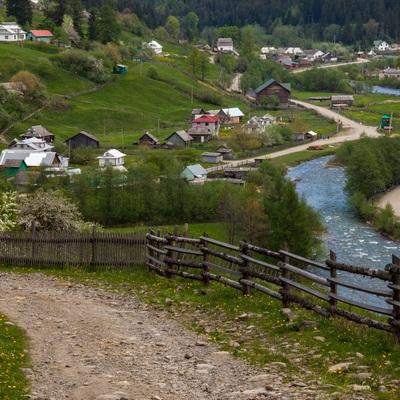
331, 95, 354, 109
165, 131, 193, 148
139, 132, 159, 146
255, 79, 291, 105
65, 131, 100, 149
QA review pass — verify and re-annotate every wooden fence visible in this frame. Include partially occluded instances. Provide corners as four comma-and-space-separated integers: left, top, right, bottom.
146, 230, 400, 336
0, 228, 147, 269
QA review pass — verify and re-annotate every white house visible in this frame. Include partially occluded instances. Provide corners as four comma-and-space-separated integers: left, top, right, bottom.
148, 40, 163, 54
97, 149, 126, 169
374, 40, 390, 51
0, 23, 26, 42
216, 38, 233, 52
0, 149, 62, 167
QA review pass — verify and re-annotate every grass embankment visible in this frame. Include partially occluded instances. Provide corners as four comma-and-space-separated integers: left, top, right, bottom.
1, 263, 399, 399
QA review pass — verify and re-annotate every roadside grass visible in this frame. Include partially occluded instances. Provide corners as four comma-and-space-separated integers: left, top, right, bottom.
1, 264, 399, 399
0, 312, 31, 400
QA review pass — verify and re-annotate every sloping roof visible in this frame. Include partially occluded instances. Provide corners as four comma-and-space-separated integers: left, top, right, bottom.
167, 130, 193, 142
0, 150, 59, 167
0, 23, 26, 34
186, 164, 207, 176
3, 159, 24, 168
149, 40, 162, 48
187, 126, 211, 136
9, 137, 54, 151
192, 115, 220, 123
22, 125, 54, 139
220, 108, 244, 117
65, 131, 99, 142
29, 30, 53, 37
255, 79, 291, 94
140, 132, 159, 143
201, 152, 222, 157
97, 149, 126, 159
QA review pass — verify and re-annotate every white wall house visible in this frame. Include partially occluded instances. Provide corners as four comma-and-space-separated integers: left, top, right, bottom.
148, 40, 163, 54
0, 23, 26, 42
97, 149, 126, 168
216, 38, 233, 52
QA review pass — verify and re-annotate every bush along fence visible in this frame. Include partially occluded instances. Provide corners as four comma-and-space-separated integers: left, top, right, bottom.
145, 230, 400, 337
0, 224, 147, 269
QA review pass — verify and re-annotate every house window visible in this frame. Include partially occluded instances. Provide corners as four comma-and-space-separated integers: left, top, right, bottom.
5, 35, 8, 39
205, 123, 209, 126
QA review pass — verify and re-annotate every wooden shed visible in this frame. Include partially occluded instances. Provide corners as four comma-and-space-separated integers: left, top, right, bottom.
65, 131, 100, 149
139, 132, 159, 146
255, 79, 291, 105
201, 152, 223, 164
331, 95, 354, 109
165, 131, 193, 148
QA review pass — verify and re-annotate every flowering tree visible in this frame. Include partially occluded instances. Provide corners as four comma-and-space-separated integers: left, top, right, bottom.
0, 191, 19, 231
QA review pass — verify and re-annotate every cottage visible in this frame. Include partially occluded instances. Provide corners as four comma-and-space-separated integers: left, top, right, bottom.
165, 131, 193, 148
0, 23, 26, 42
374, 40, 390, 51
192, 115, 220, 135
21, 125, 55, 143
8, 137, 54, 152
139, 132, 159, 146
187, 125, 212, 143
148, 40, 163, 54
379, 68, 400, 80
217, 145, 233, 160
201, 152, 223, 164
97, 149, 126, 169
254, 79, 291, 105
216, 38, 233, 52
218, 108, 244, 124
26, 30, 53, 43
65, 131, 100, 149
0, 149, 62, 168
331, 95, 354, 109
181, 164, 207, 182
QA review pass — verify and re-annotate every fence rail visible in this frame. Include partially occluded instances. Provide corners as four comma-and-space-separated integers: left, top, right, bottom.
146, 231, 400, 336
0, 228, 147, 269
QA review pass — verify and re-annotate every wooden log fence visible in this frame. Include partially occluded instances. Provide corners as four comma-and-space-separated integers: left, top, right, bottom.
146, 230, 400, 337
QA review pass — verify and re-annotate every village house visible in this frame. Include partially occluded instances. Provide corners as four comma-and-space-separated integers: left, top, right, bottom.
181, 164, 207, 183
165, 130, 193, 148
97, 149, 126, 170
216, 38, 233, 52
21, 125, 55, 143
201, 152, 224, 164
218, 108, 244, 124
192, 114, 220, 135
217, 145, 233, 160
148, 40, 163, 54
138, 132, 159, 146
187, 125, 212, 143
254, 79, 291, 105
0, 149, 62, 168
65, 131, 100, 149
379, 68, 400, 80
374, 40, 390, 51
190, 108, 206, 121
246, 113, 277, 133
0, 22, 25, 42
8, 137, 54, 152
26, 30, 53, 43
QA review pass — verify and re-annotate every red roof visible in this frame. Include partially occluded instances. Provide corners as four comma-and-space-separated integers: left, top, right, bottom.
192, 115, 219, 123
29, 30, 53, 37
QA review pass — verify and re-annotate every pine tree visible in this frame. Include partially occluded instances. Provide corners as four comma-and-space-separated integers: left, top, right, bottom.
6, 0, 33, 26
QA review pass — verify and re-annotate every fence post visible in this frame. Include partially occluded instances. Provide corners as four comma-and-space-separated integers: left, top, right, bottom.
30, 221, 37, 267
90, 225, 97, 270
280, 247, 291, 308
165, 234, 175, 279
329, 250, 338, 314
201, 234, 210, 286
389, 254, 400, 337
240, 242, 251, 296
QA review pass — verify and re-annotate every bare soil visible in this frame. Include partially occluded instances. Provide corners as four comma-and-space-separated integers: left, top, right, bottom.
0, 272, 329, 400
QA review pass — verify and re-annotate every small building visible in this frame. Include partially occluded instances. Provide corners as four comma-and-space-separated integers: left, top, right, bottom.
65, 131, 100, 149
374, 40, 390, 51
192, 114, 220, 135
21, 125, 55, 143
218, 107, 244, 124
113, 64, 127, 74
187, 125, 212, 143
216, 38, 233, 52
165, 130, 193, 148
139, 132, 159, 146
181, 164, 207, 182
0, 23, 26, 42
2, 159, 28, 178
148, 40, 163, 54
26, 30, 53, 43
331, 95, 354, 109
97, 149, 126, 168
201, 152, 223, 164
217, 145, 233, 160
381, 115, 391, 129
379, 68, 400, 80
0, 149, 62, 168
8, 137, 54, 152
254, 79, 291, 105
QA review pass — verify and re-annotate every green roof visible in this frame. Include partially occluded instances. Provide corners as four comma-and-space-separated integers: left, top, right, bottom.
255, 79, 291, 94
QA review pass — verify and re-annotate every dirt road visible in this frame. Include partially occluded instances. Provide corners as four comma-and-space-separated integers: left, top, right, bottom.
1, 272, 339, 400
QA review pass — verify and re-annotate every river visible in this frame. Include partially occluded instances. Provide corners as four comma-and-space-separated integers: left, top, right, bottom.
373, 85, 400, 96
286, 155, 399, 306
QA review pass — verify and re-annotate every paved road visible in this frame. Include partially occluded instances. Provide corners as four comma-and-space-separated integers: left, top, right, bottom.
207, 99, 379, 172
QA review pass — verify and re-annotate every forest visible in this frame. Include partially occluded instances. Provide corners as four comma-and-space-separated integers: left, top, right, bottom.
80, 0, 400, 44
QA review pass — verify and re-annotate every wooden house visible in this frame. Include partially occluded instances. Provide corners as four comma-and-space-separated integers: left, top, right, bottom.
217, 145, 233, 160
218, 108, 244, 124
255, 79, 291, 105
201, 152, 223, 164
187, 126, 212, 143
65, 131, 100, 149
9, 137, 54, 152
21, 125, 55, 143
139, 132, 159, 146
331, 95, 354, 109
181, 164, 207, 182
0, 23, 26, 42
165, 131, 193, 148
26, 30, 53, 43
